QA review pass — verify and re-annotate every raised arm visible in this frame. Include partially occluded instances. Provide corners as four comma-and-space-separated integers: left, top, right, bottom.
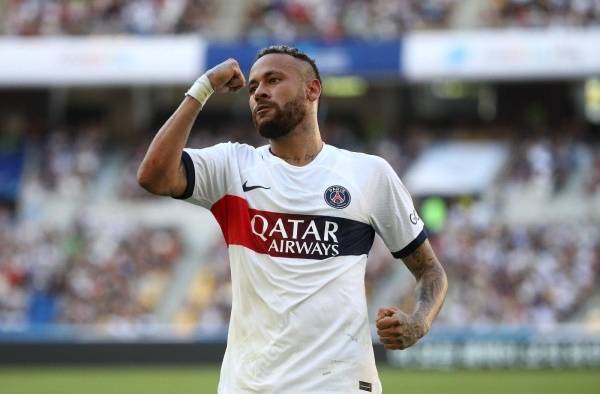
376, 239, 448, 350
137, 58, 246, 197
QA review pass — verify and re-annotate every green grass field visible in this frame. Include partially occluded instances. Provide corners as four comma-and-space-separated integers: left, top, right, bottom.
1, 367, 598, 394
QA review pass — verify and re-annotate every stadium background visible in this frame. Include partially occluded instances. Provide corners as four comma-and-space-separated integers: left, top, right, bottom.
1, 0, 600, 393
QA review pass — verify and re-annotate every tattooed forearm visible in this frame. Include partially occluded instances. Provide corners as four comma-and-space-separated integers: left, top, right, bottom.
402, 240, 448, 330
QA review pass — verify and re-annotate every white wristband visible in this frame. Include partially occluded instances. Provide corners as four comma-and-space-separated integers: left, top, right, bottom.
186, 74, 214, 106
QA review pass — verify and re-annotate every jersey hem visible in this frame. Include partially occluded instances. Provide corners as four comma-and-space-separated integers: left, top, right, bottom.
172, 150, 195, 200
391, 228, 427, 259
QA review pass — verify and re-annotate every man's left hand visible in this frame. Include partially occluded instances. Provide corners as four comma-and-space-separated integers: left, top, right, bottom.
376, 307, 429, 350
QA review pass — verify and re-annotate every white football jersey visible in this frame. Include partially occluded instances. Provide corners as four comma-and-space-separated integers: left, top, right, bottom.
176, 142, 426, 394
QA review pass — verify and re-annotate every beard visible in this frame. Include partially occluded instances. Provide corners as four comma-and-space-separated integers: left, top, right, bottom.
252, 94, 306, 139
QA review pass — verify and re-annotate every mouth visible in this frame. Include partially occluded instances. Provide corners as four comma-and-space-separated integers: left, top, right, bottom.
254, 104, 275, 117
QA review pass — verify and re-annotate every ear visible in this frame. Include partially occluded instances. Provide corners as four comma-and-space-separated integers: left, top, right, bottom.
306, 79, 321, 102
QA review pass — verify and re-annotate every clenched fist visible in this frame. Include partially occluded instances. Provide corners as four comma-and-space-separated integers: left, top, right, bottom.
206, 58, 246, 93
376, 307, 429, 350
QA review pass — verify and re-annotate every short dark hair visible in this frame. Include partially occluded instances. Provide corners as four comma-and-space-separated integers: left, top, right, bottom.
256, 45, 321, 83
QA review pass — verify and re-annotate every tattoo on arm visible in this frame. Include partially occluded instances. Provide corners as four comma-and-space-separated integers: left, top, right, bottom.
402, 240, 448, 329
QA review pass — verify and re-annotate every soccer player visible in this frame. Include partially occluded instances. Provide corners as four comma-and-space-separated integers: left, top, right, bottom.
137, 45, 447, 393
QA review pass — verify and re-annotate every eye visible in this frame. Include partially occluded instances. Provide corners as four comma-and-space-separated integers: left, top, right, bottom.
249, 85, 257, 94
269, 77, 280, 84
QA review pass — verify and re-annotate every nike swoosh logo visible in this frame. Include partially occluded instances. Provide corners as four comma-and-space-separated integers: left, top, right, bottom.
242, 181, 271, 192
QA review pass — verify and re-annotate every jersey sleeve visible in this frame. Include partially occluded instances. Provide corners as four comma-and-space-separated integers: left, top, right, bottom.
368, 158, 427, 259
172, 142, 235, 209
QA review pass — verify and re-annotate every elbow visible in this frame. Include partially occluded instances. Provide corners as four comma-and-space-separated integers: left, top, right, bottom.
136, 164, 164, 195
136, 166, 153, 193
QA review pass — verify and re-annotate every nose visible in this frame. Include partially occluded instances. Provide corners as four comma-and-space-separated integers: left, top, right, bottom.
254, 81, 270, 99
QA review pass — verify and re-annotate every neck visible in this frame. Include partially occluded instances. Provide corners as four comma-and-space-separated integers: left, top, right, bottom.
269, 118, 323, 166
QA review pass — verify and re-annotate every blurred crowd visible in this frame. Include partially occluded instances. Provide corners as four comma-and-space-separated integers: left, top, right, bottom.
245, 0, 600, 40
0, 0, 215, 36
243, 0, 455, 41
436, 201, 600, 325
36, 124, 105, 197
504, 133, 581, 195
490, 0, 600, 28
0, 207, 182, 329
587, 146, 600, 195
2, 0, 600, 38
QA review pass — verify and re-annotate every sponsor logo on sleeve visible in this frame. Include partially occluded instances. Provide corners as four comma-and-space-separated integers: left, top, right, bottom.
409, 209, 421, 225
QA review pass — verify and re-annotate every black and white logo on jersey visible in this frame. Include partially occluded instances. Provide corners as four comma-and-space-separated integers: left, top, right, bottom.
242, 180, 270, 192
359, 381, 372, 392
409, 209, 421, 225
324, 185, 351, 209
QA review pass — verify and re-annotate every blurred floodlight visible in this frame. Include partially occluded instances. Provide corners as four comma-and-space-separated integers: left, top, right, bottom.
322, 76, 368, 97
585, 78, 600, 124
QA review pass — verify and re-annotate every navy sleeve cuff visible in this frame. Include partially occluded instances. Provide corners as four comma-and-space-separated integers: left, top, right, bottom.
172, 151, 195, 200
391, 229, 428, 259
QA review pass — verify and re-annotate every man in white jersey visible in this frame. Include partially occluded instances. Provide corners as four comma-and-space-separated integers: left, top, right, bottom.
138, 45, 447, 393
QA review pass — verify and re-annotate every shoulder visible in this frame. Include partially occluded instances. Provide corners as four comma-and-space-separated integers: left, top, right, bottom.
185, 141, 259, 159
328, 145, 394, 175
214, 141, 259, 155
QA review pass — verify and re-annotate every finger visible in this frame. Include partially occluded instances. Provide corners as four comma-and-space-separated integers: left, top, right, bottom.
393, 338, 419, 350
227, 71, 246, 89
381, 338, 405, 350
382, 340, 400, 349
376, 316, 399, 330
377, 327, 400, 337
377, 307, 396, 318
234, 67, 246, 86
384, 343, 404, 350
226, 79, 244, 92
226, 58, 239, 68
377, 308, 392, 320
228, 70, 247, 90
385, 338, 414, 350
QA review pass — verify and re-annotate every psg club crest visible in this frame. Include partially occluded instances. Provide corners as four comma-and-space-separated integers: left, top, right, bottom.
324, 185, 351, 209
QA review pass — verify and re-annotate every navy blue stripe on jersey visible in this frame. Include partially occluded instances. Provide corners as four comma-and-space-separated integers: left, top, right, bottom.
211, 195, 376, 260
173, 151, 195, 200
391, 228, 428, 259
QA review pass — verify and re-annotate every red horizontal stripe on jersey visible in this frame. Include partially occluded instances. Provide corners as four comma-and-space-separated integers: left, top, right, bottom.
210, 195, 375, 259
210, 194, 268, 254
